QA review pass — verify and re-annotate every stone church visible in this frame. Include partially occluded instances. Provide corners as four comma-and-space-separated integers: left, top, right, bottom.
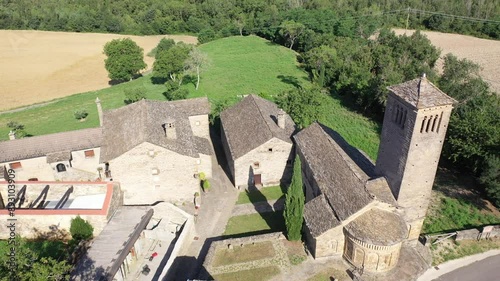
296, 75, 456, 273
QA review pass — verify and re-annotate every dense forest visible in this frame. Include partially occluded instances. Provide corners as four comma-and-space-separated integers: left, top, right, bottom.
0, 0, 499, 39
1, 0, 499, 202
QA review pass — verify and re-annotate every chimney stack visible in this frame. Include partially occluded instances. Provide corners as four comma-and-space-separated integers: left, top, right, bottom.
164, 118, 177, 139
8, 131, 15, 140
277, 109, 286, 129
95, 97, 103, 126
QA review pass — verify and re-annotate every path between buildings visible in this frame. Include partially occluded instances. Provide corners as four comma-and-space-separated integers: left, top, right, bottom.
231, 198, 284, 216
417, 249, 500, 281
168, 162, 239, 280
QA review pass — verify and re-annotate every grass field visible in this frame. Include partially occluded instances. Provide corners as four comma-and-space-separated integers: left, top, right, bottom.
0, 34, 381, 159
236, 186, 285, 205
212, 266, 280, 281
0, 30, 197, 111
223, 211, 285, 237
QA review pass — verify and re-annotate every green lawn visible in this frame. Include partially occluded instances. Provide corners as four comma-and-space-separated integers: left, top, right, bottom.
236, 186, 285, 205
0, 35, 381, 160
0, 239, 67, 260
212, 241, 275, 267
212, 266, 280, 281
224, 211, 285, 237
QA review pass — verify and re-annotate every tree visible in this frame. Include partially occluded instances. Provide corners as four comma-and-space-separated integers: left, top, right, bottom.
0, 236, 71, 281
153, 43, 191, 83
124, 87, 147, 104
74, 110, 88, 121
103, 38, 146, 81
276, 87, 328, 129
480, 155, 500, 207
7, 121, 27, 138
148, 38, 176, 59
70, 215, 94, 241
279, 20, 305, 49
184, 48, 210, 90
284, 156, 305, 241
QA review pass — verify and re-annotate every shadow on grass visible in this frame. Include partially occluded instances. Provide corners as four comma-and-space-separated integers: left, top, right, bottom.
277, 75, 302, 89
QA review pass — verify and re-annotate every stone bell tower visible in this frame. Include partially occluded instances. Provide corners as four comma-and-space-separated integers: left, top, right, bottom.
375, 74, 456, 243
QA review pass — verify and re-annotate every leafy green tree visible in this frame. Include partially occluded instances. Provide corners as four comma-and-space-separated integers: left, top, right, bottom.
124, 87, 147, 104
73, 110, 89, 121
148, 38, 176, 59
480, 155, 500, 207
103, 38, 146, 82
279, 20, 305, 49
165, 88, 189, 101
284, 156, 305, 241
70, 215, 94, 241
153, 43, 192, 83
184, 48, 210, 90
0, 236, 71, 281
198, 28, 218, 44
7, 121, 27, 138
276, 87, 329, 129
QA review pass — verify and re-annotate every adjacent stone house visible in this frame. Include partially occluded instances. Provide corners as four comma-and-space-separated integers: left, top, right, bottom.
0, 128, 102, 181
100, 98, 213, 204
220, 95, 295, 189
295, 76, 455, 273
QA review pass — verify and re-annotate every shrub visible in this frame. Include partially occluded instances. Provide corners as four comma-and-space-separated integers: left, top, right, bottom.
165, 88, 189, 101
74, 110, 88, 120
7, 121, 27, 138
70, 215, 94, 241
124, 87, 146, 104
198, 172, 206, 181
203, 179, 211, 192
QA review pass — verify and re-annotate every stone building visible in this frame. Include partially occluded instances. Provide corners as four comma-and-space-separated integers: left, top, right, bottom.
220, 95, 295, 189
100, 98, 213, 204
296, 75, 455, 273
0, 128, 102, 181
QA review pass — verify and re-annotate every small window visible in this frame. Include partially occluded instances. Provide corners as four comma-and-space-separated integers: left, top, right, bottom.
84, 150, 95, 158
253, 162, 260, 169
195, 121, 200, 126
151, 168, 160, 175
268, 148, 273, 152
9, 162, 22, 169
56, 163, 66, 172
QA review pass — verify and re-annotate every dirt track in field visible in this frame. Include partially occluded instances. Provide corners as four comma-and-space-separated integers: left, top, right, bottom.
393, 29, 500, 94
0, 30, 197, 111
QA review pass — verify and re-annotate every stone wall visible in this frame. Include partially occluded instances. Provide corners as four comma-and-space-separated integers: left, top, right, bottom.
1, 156, 55, 181
455, 225, 500, 241
233, 138, 292, 188
315, 225, 344, 258
109, 142, 201, 205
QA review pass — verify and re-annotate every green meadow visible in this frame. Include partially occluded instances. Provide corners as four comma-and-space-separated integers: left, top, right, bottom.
0, 35, 380, 159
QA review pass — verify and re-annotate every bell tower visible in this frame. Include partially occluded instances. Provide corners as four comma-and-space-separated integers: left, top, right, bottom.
375, 74, 456, 243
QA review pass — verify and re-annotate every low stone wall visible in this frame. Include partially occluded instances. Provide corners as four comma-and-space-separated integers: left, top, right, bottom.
203, 232, 285, 271
456, 225, 500, 241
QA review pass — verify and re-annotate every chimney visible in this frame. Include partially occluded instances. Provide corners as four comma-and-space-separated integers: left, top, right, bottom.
164, 118, 177, 139
277, 109, 286, 129
8, 131, 15, 140
95, 97, 103, 126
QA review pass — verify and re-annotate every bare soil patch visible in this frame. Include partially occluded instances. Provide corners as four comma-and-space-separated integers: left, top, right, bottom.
393, 29, 500, 94
0, 30, 197, 111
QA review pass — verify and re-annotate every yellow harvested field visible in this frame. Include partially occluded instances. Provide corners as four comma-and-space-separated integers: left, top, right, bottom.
393, 29, 500, 94
0, 30, 197, 111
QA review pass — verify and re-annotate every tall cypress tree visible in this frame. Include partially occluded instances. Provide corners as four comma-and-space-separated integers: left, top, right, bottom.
284, 156, 305, 241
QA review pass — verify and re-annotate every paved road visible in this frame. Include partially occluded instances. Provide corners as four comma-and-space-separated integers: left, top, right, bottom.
434, 254, 500, 281
418, 250, 500, 281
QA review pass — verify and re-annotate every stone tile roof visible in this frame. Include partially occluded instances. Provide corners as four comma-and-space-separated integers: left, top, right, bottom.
0, 128, 102, 163
345, 208, 407, 246
71, 206, 153, 281
303, 194, 341, 237
220, 95, 295, 160
388, 76, 457, 109
46, 151, 72, 163
294, 123, 373, 221
365, 177, 397, 206
100, 98, 211, 162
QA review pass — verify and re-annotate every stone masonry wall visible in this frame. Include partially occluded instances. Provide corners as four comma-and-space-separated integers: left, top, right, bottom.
234, 138, 292, 188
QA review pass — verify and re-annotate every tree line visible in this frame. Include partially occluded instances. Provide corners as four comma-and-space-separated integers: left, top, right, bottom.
0, 0, 498, 40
